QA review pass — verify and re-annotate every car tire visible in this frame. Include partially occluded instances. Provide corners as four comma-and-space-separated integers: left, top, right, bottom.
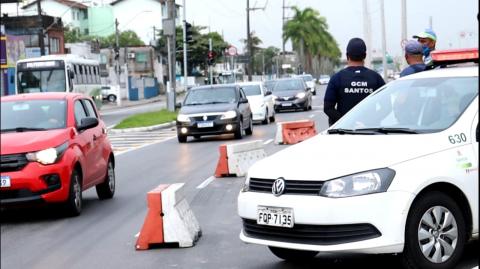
234, 120, 243, 139
268, 246, 318, 261
262, 109, 269, 125
108, 94, 117, 102
178, 135, 187, 143
401, 191, 466, 269
246, 117, 253, 135
64, 169, 82, 217
96, 159, 115, 200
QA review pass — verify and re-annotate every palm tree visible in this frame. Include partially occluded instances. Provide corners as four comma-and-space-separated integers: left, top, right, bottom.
283, 7, 341, 74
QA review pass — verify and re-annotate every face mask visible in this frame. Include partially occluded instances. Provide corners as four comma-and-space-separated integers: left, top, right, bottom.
422, 45, 431, 57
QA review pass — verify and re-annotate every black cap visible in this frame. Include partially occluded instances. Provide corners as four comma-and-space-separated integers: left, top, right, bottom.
346, 38, 367, 58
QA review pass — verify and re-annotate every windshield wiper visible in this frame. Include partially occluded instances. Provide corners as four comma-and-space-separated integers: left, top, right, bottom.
1, 127, 47, 133
355, 127, 419, 134
327, 128, 374, 135
201, 101, 229, 104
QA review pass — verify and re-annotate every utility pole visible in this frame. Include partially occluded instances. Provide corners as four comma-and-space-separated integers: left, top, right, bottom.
167, 0, 176, 110
362, 0, 372, 68
182, 0, 188, 92
380, 0, 388, 80
115, 18, 122, 106
246, 0, 252, 81
282, 0, 292, 75
246, 0, 266, 81
401, 0, 407, 42
209, 38, 213, 85
37, 0, 45, 56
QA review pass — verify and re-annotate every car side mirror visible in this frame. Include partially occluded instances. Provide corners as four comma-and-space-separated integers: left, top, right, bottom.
175, 102, 182, 109
265, 90, 272, 96
77, 117, 99, 131
239, 98, 249, 104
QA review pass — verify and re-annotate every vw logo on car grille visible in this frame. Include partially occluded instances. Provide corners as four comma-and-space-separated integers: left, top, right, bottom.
203, 115, 208, 121
272, 178, 286, 196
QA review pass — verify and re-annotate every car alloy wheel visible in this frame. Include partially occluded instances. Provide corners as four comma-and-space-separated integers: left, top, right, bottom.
65, 169, 82, 216
402, 191, 466, 269
96, 159, 115, 199
418, 206, 458, 263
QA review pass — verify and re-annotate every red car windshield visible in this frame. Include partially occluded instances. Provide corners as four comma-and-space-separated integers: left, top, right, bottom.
1, 100, 67, 132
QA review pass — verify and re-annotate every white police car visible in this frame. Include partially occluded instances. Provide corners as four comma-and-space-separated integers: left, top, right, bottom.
237, 49, 478, 269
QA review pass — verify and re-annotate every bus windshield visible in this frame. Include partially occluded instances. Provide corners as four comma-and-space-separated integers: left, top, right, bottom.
17, 69, 66, 93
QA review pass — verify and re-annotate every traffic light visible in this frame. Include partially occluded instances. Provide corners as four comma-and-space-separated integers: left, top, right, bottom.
207, 50, 216, 66
114, 47, 120, 60
185, 22, 193, 43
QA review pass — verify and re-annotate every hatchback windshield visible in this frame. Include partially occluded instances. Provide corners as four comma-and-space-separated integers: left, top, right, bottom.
333, 77, 478, 133
1, 100, 67, 132
241, 85, 261, 96
184, 87, 237, 105
273, 79, 304, 92
299, 75, 313, 82
17, 69, 66, 93
264, 81, 276, 91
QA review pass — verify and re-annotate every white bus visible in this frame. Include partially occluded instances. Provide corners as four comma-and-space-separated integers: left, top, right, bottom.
16, 54, 103, 108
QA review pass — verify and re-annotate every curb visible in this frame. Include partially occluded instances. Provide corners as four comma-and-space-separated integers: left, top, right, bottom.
109, 121, 176, 134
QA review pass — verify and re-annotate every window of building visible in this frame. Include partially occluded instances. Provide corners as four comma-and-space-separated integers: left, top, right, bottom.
50, 37, 60, 53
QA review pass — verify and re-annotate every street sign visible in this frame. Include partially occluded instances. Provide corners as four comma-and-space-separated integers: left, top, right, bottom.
162, 19, 175, 36
227, 45, 237, 56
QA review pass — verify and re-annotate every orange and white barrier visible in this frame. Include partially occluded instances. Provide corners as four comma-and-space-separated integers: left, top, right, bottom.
275, 120, 317, 145
136, 183, 201, 250
215, 140, 266, 177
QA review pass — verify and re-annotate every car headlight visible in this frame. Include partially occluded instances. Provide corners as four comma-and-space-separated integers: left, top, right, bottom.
26, 142, 69, 165
177, 114, 191, 122
221, 110, 237, 120
296, 92, 306, 99
241, 175, 250, 192
319, 168, 395, 198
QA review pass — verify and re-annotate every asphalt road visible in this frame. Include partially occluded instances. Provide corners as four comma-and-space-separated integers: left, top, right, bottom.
1, 85, 478, 269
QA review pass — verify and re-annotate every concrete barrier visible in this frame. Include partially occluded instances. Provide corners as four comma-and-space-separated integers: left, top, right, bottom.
275, 120, 317, 145
135, 183, 201, 250
214, 140, 267, 177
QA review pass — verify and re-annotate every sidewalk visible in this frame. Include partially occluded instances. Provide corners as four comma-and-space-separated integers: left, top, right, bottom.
101, 94, 166, 112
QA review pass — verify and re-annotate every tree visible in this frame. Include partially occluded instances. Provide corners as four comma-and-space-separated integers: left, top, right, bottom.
63, 26, 144, 48
240, 31, 263, 54
253, 46, 280, 75
283, 6, 341, 74
157, 25, 228, 75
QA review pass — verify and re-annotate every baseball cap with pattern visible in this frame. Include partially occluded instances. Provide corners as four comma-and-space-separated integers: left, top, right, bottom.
413, 29, 437, 41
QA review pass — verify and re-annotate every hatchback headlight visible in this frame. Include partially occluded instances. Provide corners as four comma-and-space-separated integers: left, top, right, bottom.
221, 110, 237, 120
319, 168, 395, 198
177, 114, 191, 122
296, 92, 306, 99
26, 142, 69, 165
241, 175, 250, 192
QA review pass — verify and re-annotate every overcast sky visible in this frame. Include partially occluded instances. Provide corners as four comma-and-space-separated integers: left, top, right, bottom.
2, 0, 478, 58
185, 0, 478, 58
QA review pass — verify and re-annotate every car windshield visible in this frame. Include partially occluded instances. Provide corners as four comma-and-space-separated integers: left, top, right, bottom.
1, 99, 67, 132
264, 81, 276, 91
300, 75, 313, 82
273, 79, 304, 92
17, 69, 66, 93
184, 87, 237, 105
332, 76, 478, 133
241, 85, 262, 96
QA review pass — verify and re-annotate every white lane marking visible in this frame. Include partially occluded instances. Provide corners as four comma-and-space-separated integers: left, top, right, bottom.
107, 124, 115, 130
196, 176, 216, 189
309, 114, 315, 118
114, 136, 176, 156
263, 139, 273, 145
312, 105, 323, 109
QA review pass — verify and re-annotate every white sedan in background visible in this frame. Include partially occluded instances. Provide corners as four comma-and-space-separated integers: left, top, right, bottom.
239, 82, 275, 124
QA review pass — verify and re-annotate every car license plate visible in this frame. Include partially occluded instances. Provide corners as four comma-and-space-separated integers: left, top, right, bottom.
1, 176, 11, 188
281, 103, 292, 107
197, 121, 214, 128
257, 206, 294, 228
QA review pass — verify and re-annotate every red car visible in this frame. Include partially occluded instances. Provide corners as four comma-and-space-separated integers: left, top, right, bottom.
0, 92, 115, 216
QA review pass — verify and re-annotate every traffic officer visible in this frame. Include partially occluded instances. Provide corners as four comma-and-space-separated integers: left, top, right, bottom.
413, 29, 437, 67
324, 37, 385, 126
400, 40, 426, 77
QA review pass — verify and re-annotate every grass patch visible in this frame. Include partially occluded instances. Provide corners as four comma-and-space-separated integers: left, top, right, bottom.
114, 109, 178, 129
